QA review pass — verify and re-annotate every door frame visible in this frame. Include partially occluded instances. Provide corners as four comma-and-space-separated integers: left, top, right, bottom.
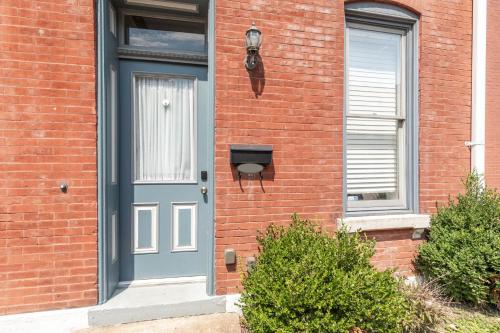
96, 0, 216, 304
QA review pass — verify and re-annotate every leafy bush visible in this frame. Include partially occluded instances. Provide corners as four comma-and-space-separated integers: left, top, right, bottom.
240, 214, 410, 333
416, 172, 500, 305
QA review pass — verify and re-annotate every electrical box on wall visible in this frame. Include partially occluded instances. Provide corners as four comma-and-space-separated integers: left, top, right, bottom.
224, 248, 236, 265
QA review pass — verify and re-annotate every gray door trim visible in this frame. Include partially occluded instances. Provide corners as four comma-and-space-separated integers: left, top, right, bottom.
206, 0, 216, 297
96, 0, 217, 302
97, 0, 107, 305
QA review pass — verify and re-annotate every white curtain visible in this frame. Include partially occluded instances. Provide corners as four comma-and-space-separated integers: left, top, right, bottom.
135, 76, 195, 182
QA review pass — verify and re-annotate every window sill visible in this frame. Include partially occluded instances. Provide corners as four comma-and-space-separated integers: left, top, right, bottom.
337, 214, 430, 236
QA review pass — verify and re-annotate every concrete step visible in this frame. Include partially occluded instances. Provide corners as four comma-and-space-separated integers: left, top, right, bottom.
79, 313, 241, 333
88, 281, 226, 327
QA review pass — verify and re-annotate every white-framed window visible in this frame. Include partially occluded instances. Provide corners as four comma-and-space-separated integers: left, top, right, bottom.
345, 3, 418, 214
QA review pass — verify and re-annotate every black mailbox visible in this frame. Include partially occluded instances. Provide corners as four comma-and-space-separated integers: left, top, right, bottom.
230, 144, 273, 177
230, 144, 273, 165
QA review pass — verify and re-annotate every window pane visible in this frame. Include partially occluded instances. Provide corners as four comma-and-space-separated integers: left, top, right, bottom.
346, 117, 398, 201
348, 28, 401, 117
124, 15, 206, 54
346, 27, 403, 206
134, 75, 196, 182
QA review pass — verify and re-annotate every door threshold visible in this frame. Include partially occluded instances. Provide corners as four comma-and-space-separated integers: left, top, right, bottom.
118, 275, 207, 288
89, 281, 225, 327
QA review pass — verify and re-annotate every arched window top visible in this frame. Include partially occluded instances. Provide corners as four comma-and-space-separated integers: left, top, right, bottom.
345, 2, 419, 22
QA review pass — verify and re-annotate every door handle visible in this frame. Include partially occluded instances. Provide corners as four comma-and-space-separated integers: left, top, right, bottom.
200, 186, 208, 195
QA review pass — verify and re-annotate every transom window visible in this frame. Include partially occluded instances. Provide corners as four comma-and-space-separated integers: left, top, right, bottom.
119, 10, 207, 57
345, 3, 418, 214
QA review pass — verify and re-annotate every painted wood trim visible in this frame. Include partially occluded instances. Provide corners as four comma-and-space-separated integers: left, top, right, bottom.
118, 276, 206, 288
110, 65, 118, 184
206, 0, 216, 297
117, 47, 208, 64
111, 211, 118, 263
345, 2, 419, 22
132, 203, 159, 254
97, 0, 108, 304
171, 203, 198, 252
109, 1, 117, 37
123, 0, 200, 14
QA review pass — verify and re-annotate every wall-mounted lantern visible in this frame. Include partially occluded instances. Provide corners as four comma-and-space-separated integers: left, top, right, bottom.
230, 144, 272, 179
244, 23, 262, 70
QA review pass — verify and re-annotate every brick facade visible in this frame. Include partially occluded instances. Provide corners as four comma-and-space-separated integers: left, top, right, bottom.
0, 0, 97, 314
214, 0, 472, 294
0, 0, 483, 314
417, 0, 472, 210
214, 0, 345, 294
486, 0, 500, 190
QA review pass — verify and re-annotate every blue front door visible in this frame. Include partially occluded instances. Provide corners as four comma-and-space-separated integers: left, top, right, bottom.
119, 60, 210, 281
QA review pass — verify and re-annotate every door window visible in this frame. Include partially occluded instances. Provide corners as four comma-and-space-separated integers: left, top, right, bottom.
133, 74, 196, 183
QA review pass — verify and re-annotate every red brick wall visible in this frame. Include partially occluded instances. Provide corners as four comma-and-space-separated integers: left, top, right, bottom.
215, 0, 472, 294
418, 1, 472, 211
486, 0, 500, 190
215, 0, 345, 294
0, 0, 97, 314
0, 0, 475, 311
368, 229, 423, 276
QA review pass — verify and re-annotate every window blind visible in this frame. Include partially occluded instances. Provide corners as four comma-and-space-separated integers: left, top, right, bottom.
346, 28, 401, 198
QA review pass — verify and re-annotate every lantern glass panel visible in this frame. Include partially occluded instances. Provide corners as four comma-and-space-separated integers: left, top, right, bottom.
247, 30, 261, 49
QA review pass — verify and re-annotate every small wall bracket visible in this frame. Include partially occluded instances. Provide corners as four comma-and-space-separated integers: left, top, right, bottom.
465, 141, 485, 147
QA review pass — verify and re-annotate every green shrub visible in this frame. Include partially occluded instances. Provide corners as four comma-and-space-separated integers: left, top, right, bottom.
240, 214, 410, 333
416, 172, 500, 305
